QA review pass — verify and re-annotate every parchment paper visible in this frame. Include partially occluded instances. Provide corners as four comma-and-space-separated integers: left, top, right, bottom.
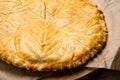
0, 0, 120, 80
87, 0, 120, 70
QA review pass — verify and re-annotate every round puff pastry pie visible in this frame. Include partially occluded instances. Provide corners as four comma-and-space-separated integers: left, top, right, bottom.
0, 0, 107, 71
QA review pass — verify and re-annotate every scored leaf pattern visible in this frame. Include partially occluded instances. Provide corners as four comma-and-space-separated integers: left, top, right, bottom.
0, 0, 107, 70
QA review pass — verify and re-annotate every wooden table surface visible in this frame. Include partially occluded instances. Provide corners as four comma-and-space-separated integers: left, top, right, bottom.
77, 68, 120, 80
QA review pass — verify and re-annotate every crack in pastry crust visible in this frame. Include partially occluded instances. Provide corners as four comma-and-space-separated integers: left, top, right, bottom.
0, 0, 107, 71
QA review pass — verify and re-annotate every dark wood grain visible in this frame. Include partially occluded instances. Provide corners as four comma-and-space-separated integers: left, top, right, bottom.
77, 68, 120, 80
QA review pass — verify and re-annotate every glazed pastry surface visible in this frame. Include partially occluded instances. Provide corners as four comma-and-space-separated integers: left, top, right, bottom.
0, 0, 107, 71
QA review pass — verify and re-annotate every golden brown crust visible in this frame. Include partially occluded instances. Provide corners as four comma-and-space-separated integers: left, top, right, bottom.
0, 0, 107, 71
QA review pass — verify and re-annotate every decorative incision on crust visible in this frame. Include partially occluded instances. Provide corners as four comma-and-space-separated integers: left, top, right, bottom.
0, 0, 107, 71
